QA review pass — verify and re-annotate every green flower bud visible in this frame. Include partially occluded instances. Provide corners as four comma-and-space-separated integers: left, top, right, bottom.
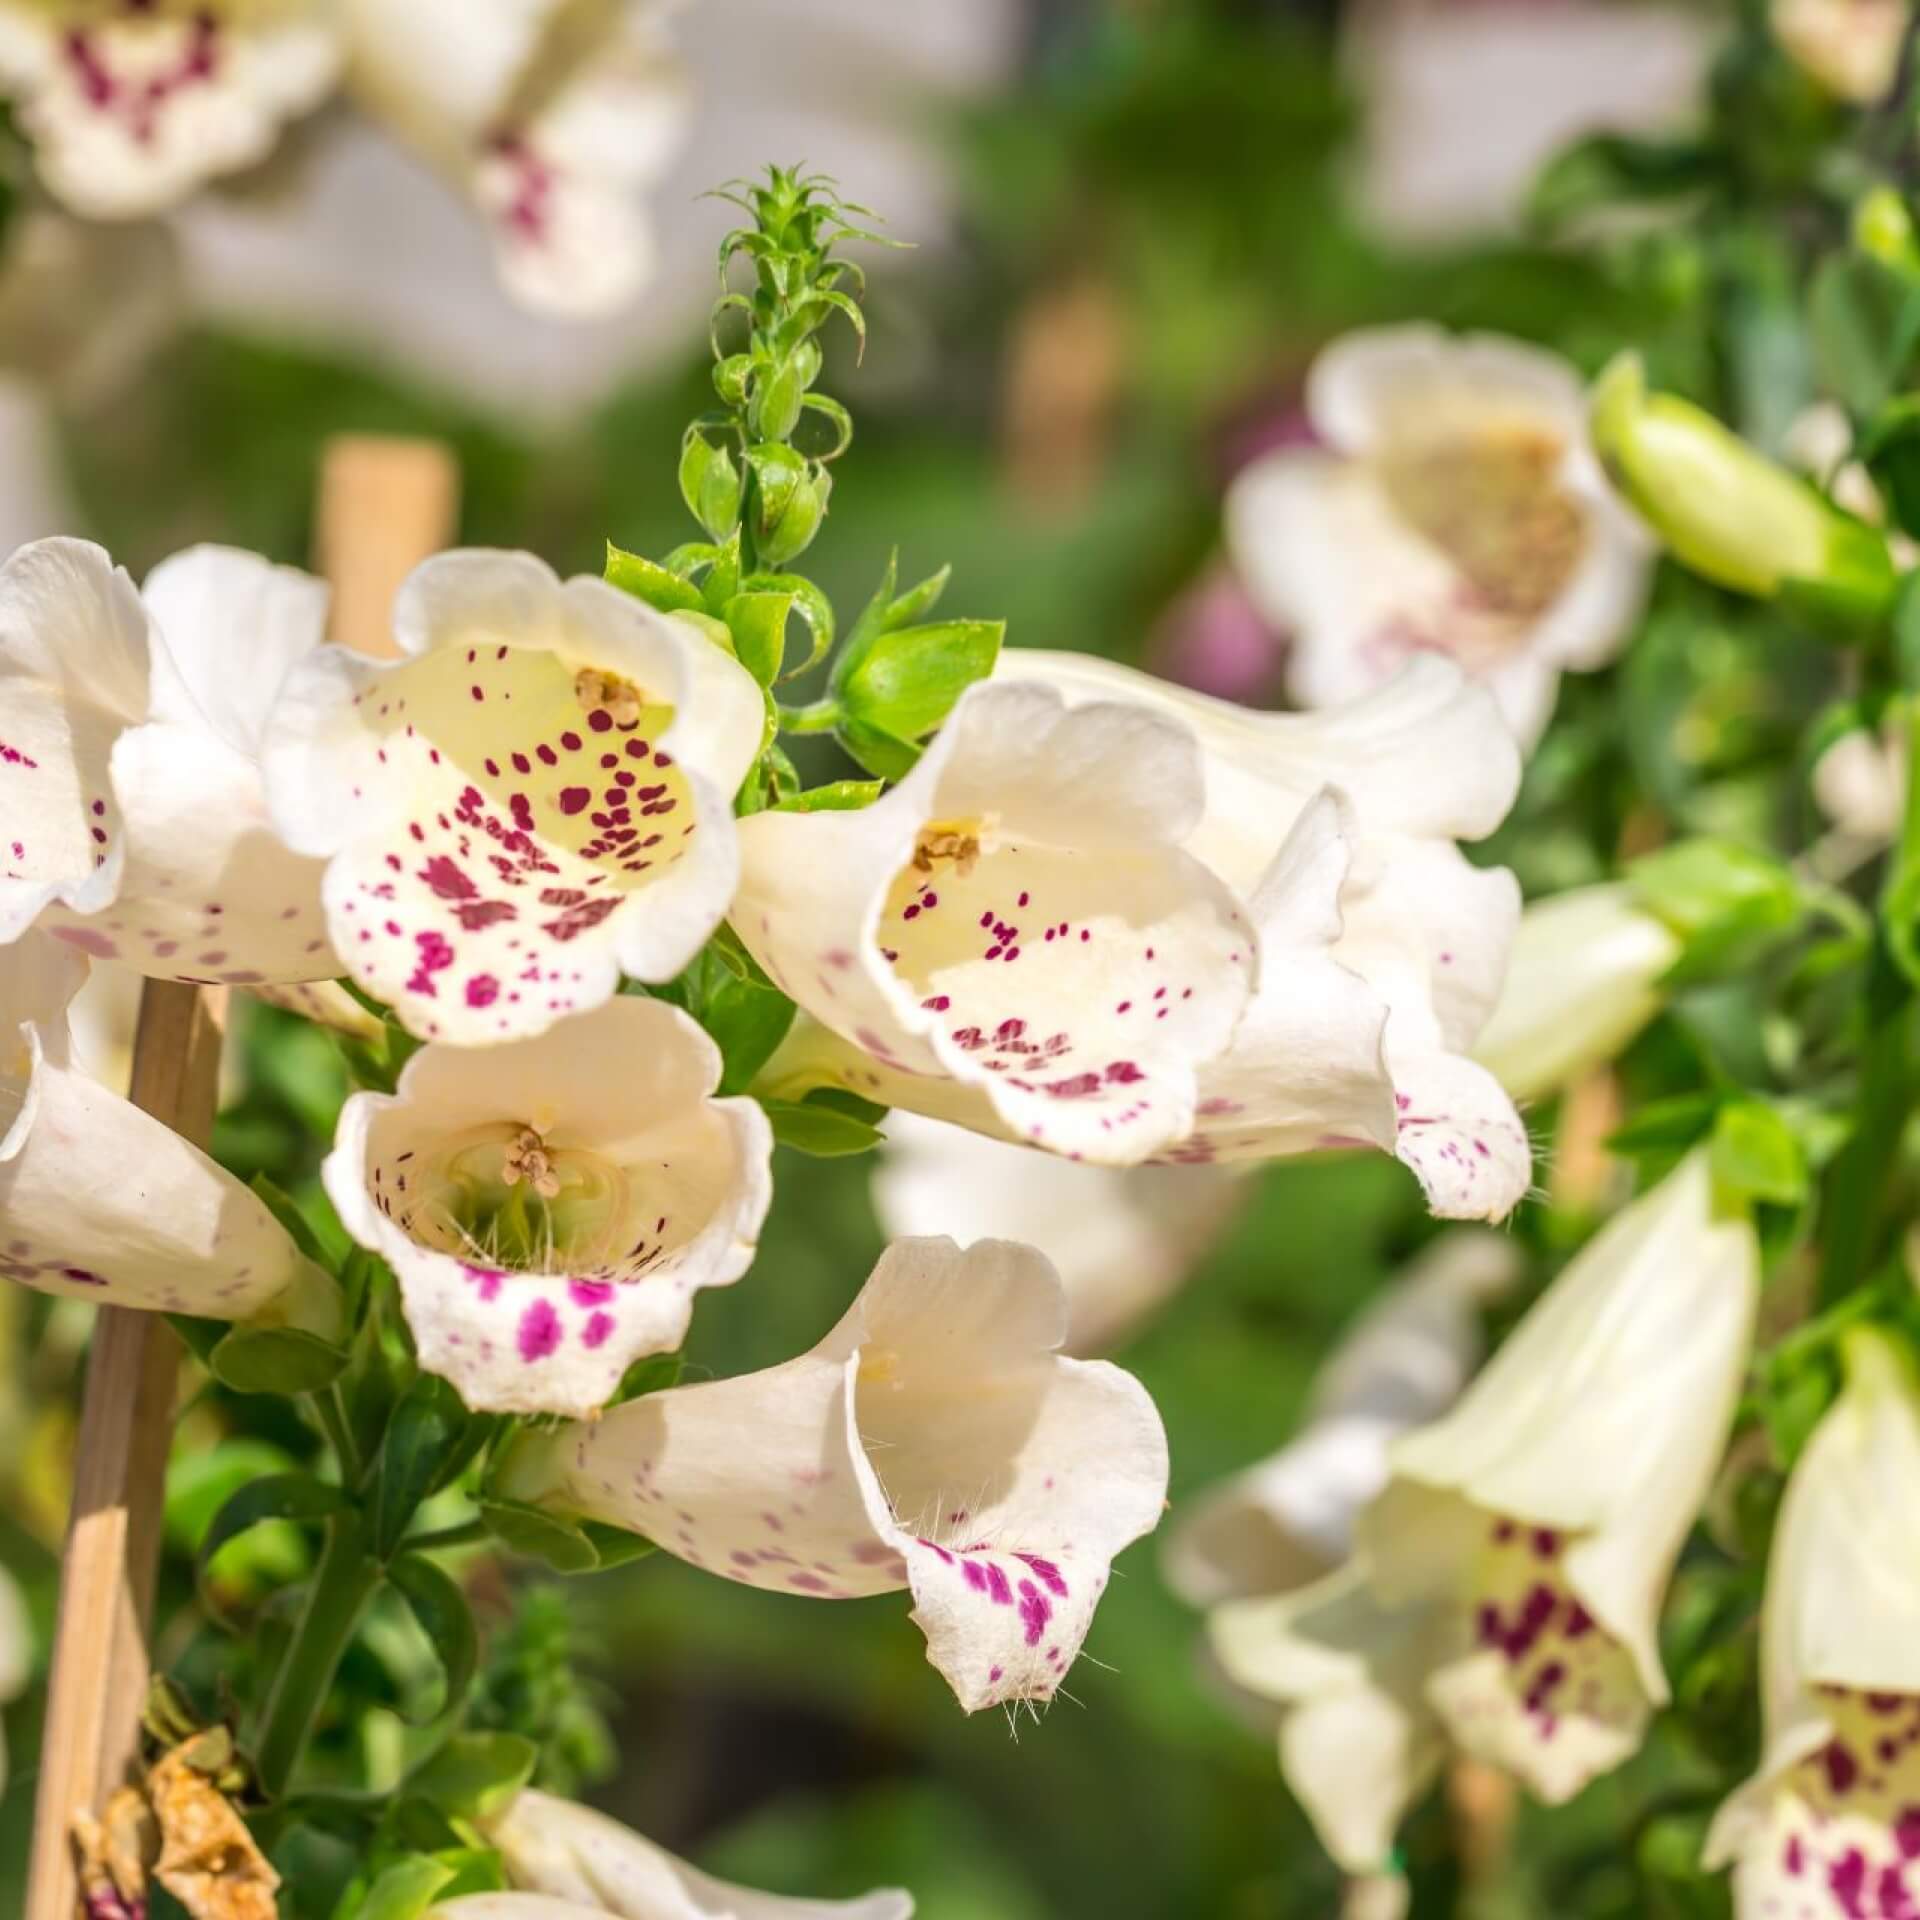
677, 430, 743, 541
750, 354, 808, 442
712, 352, 753, 409
1590, 353, 1896, 607
1854, 186, 1920, 275
748, 445, 830, 567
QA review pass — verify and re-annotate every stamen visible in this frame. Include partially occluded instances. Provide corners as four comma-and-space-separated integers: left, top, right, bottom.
500, 1125, 561, 1199
914, 817, 994, 877
573, 667, 646, 729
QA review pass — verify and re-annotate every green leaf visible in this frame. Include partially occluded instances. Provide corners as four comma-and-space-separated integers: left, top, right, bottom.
837, 618, 1004, 742
388, 1553, 478, 1723
577, 1521, 658, 1571
372, 1374, 477, 1561
1810, 251, 1920, 420
604, 543, 705, 614
703, 967, 797, 1098
678, 428, 743, 542
249, 1173, 332, 1268
740, 571, 834, 680
772, 779, 884, 812
475, 1496, 602, 1574
834, 713, 921, 782
345, 1856, 458, 1920
608, 1351, 683, 1407
1628, 839, 1802, 982
883, 563, 951, 632
208, 1324, 350, 1396
759, 1096, 887, 1157
1710, 1101, 1809, 1207
196, 1474, 352, 1629
723, 589, 793, 686
407, 1732, 537, 1822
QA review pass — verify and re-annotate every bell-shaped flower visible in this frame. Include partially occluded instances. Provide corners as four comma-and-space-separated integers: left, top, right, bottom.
1226, 326, 1654, 746
0, 537, 338, 983
501, 1236, 1169, 1713
1704, 1328, 1920, 1915
264, 549, 764, 1045
1772, 0, 1907, 101
324, 996, 771, 1418
1210, 1153, 1758, 1872
341, 0, 691, 317
0, 2, 689, 318
1165, 1231, 1518, 1610
729, 678, 1261, 1165
758, 655, 1532, 1222
1470, 883, 1681, 1105
871, 1108, 1241, 1352
1, 930, 334, 1326
447, 1786, 912, 1920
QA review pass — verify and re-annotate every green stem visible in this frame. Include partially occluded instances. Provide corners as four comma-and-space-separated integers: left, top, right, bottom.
253, 1514, 382, 1800
315, 1384, 363, 1488
776, 698, 840, 734
405, 1517, 486, 1555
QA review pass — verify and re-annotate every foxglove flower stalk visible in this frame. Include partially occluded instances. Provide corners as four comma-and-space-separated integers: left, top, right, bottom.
0, 930, 335, 1325
0, 1, 690, 317
1226, 326, 1653, 745
730, 678, 1261, 1165
449, 1786, 913, 1919
1470, 883, 1681, 1105
264, 549, 764, 1045
0, 538, 337, 983
501, 1236, 1169, 1713
872, 1108, 1241, 1352
758, 655, 1532, 1222
1164, 1231, 1518, 1610
1210, 1154, 1758, 1872
324, 995, 772, 1417
1705, 1328, 1920, 1916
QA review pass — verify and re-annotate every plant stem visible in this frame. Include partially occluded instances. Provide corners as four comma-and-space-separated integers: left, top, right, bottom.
253, 1514, 381, 1800
405, 1517, 486, 1555
775, 698, 840, 733
315, 1383, 363, 1488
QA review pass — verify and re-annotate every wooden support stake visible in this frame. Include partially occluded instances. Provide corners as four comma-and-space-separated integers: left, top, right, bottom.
25, 433, 457, 1918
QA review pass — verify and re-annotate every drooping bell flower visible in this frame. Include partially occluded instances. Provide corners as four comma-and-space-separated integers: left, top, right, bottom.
1226, 326, 1653, 745
451, 1785, 913, 1920
0, 538, 337, 983
1210, 1153, 1758, 1872
0, 929, 335, 1328
498, 1235, 1169, 1713
1705, 1327, 1920, 1916
1164, 1231, 1518, 1610
324, 995, 772, 1417
264, 548, 765, 1045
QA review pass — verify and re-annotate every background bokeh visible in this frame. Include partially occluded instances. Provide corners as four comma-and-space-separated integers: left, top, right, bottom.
0, 1, 1767, 1913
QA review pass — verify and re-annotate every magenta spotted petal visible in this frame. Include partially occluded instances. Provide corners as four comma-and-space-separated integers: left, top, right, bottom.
265, 549, 763, 1044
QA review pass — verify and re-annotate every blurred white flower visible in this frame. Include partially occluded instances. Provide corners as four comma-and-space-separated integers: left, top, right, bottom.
1471, 883, 1681, 1105
461, 1786, 913, 1919
1813, 722, 1906, 849
1211, 1153, 1757, 1871
1706, 1327, 1920, 1916
263, 548, 763, 1045
0, 538, 338, 983
1771, 0, 1907, 102
1228, 326, 1653, 746
1164, 1230, 1519, 1611
506, 1235, 1169, 1714
0, 1560, 28, 1801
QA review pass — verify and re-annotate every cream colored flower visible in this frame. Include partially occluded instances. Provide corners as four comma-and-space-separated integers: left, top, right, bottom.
325, 995, 772, 1417
263, 548, 764, 1045
1705, 1328, 1920, 1915
1227, 326, 1653, 746
1772, 0, 1907, 102
503, 1235, 1169, 1714
1212, 1154, 1757, 1871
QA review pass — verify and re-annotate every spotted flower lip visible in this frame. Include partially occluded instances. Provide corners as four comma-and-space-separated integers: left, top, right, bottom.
0, 928, 334, 1323
0, 537, 339, 985
730, 677, 1261, 1166
1210, 1153, 1757, 1872
461, 1786, 915, 1920
1164, 1230, 1518, 1612
323, 994, 772, 1419
1226, 325, 1653, 747
263, 548, 764, 1046
505, 1235, 1170, 1714
1705, 1328, 1920, 1916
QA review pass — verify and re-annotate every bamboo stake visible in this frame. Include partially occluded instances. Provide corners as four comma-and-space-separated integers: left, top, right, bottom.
25, 434, 457, 1918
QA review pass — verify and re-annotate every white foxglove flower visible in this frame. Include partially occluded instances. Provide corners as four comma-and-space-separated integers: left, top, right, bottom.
1165, 1230, 1518, 1610
758, 655, 1532, 1222
871, 1108, 1240, 1352
1705, 1328, 1920, 1915
1211, 1153, 1757, 1872
503, 1236, 1169, 1714
325, 995, 771, 1417
0, 538, 337, 983
1772, 0, 1907, 101
454, 1786, 912, 1920
730, 678, 1260, 1166
1227, 326, 1653, 745
1813, 721, 1906, 849
0, 2, 690, 318
0, 929, 334, 1324
1471, 883, 1680, 1105
0, 1561, 28, 1800
264, 548, 764, 1046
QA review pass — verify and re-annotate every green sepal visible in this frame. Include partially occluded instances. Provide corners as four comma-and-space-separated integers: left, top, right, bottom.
773, 779, 884, 812
678, 427, 743, 542
387, 1552, 478, 1724
1709, 1100, 1809, 1208
604, 542, 705, 614
196, 1473, 353, 1630
1628, 838, 1802, 983
208, 1324, 350, 1396
607, 1350, 683, 1408
759, 1095, 887, 1157
722, 588, 794, 686
834, 713, 921, 782
249, 1172, 333, 1269
474, 1494, 647, 1574
406, 1732, 538, 1823
836, 618, 1003, 742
